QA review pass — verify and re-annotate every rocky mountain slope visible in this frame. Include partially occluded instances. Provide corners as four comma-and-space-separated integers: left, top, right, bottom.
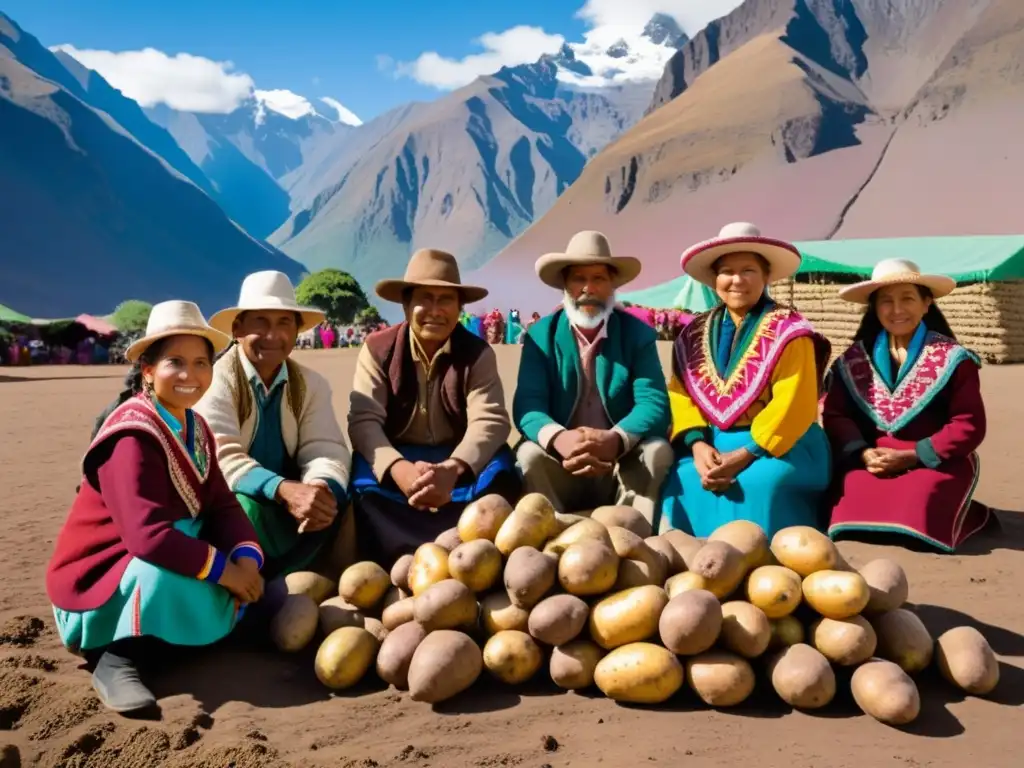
474, 0, 1018, 310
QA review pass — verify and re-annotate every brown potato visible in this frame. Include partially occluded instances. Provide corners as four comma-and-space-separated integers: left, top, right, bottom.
661, 530, 705, 570
338, 561, 391, 610
658, 589, 723, 656
690, 541, 746, 598
850, 660, 920, 725
558, 540, 620, 596
407, 630, 483, 703
551, 512, 589, 535
645, 535, 685, 575
709, 520, 772, 571
770, 526, 838, 576
746, 565, 803, 619
686, 651, 755, 707
391, 554, 414, 591
543, 518, 612, 557
413, 579, 479, 631
549, 639, 605, 690
448, 539, 503, 593
314, 626, 378, 690
376, 620, 429, 689
482, 630, 543, 684
381, 596, 416, 630
614, 558, 663, 589
504, 546, 557, 609
768, 616, 805, 650
871, 609, 934, 674
407, 543, 451, 596
935, 626, 1000, 695
858, 559, 910, 614
528, 594, 589, 646
457, 494, 513, 542
591, 505, 652, 538
719, 601, 771, 658
608, 527, 668, 586
801, 570, 870, 620
363, 617, 389, 644
380, 585, 409, 615
270, 594, 320, 652
665, 571, 708, 599
767, 643, 836, 709
810, 616, 877, 666
589, 585, 670, 650
284, 571, 336, 604
319, 596, 367, 635
434, 527, 463, 552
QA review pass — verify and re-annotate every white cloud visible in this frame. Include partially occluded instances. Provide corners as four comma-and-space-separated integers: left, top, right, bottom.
576, 0, 744, 35
319, 97, 363, 126
51, 44, 254, 113
396, 26, 565, 90
254, 88, 316, 119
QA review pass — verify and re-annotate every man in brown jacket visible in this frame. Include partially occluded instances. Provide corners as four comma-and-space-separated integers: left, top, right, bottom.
347, 249, 521, 566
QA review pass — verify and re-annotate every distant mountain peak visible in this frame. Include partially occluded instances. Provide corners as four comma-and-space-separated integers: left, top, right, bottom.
251, 89, 361, 127
643, 13, 688, 48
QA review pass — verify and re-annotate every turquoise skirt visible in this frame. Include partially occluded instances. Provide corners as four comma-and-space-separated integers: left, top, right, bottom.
655, 424, 831, 539
53, 518, 242, 653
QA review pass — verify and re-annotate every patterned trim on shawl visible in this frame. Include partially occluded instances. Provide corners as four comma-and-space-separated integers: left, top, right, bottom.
85, 395, 212, 518
677, 306, 825, 429
836, 332, 981, 434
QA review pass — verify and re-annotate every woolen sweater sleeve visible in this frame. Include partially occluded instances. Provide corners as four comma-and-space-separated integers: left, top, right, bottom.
512, 331, 557, 443
98, 435, 227, 582
666, 335, 710, 447
748, 337, 819, 458
919, 359, 987, 464
614, 332, 672, 439
348, 343, 405, 481
450, 345, 512, 475
821, 361, 872, 458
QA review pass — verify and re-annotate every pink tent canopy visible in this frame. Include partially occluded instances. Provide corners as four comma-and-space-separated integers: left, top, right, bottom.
75, 314, 118, 336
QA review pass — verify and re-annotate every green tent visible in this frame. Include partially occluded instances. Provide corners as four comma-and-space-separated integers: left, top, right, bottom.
620, 273, 721, 311
0, 303, 32, 323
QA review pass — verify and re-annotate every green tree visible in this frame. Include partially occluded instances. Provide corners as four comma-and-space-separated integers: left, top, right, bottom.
111, 300, 153, 334
295, 269, 369, 325
355, 305, 383, 326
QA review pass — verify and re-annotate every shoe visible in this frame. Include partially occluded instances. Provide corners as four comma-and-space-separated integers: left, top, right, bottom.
91, 649, 157, 713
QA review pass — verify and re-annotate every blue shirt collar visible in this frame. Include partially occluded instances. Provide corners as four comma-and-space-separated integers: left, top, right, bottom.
239, 348, 289, 396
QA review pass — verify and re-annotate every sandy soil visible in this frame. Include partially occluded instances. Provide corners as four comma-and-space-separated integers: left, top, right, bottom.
1, 346, 1022, 768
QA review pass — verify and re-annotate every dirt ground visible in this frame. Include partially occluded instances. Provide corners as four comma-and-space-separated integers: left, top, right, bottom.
1, 346, 1022, 768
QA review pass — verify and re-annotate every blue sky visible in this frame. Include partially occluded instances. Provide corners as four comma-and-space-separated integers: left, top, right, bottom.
2, 0, 741, 121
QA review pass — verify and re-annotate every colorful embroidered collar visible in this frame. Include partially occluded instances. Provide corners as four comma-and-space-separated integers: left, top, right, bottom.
871, 322, 927, 390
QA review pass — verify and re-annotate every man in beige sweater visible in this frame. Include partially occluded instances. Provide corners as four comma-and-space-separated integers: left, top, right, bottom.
195, 271, 352, 581
348, 249, 521, 567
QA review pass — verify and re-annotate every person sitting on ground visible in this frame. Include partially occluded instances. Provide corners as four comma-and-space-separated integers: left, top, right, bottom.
513, 231, 673, 524
823, 259, 990, 552
348, 249, 521, 567
195, 271, 352, 582
46, 301, 265, 714
656, 222, 833, 538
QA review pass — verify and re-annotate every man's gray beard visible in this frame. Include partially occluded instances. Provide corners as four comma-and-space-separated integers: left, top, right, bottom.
563, 293, 615, 329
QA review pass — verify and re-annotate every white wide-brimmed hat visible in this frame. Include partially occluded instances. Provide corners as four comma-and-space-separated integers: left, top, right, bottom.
680, 222, 802, 287
209, 271, 325, 335
535, 231, 642, 290
838, 258, 957, 304
125, 300, 231, 363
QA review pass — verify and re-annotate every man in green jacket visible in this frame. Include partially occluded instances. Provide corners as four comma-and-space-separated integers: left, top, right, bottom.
513, 231, 673, 526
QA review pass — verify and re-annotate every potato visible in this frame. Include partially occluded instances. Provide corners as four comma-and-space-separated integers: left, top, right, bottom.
391, 554, 414, 591
381, 585, 409, 613
381, 596, 416, 630
482, 630, 543, 684
770, 526, 838, 576
658, 589, 722, 656
376, 620, 429, 689
543, 518, 611, 557
479, 592, 530, 636
661, 530, 705, 570
551, 512, 588, 535
591, 505, 652, 538
858, 559, 909, 614
270, 594, 319, 652
448, 539, 502, 593
850, 660, 920, 725
407, 630, 483, 703
871, 608, 934, 674
284, 571, 336, 604
494, 496, 556, 556
558, 540, 620, 596
810, 616, 877, 666
504, 546, 557, 608
690, 541, 746, 599
935, 626, 1000, 695
457, 494, 513, 542
645, 536, 685, 574
589, 586, 670, 650
768, 616, 805, 650
709, 520, 771, 571
746, 565, 803, 619
314, 627, 379, 690
434, 527, 463, 552
802, 570, 870, 620
319, 596, 366, 635
407, 543, 451, 596
614, 558, 664, 590
767, 643, 836, 709
608, 527, 668, 586
528, 594, 589, 646
550, 639, 605, 690
719, 601, 771, 658
413, 579, 479, 631
665, 571, 708, 599
594, 642, 684, 704
363, 617, 389, 643
339, 561, 391, 609
686, 651, 755, 707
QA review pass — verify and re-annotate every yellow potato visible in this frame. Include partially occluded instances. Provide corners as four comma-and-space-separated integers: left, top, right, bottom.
479, 592, 530, 636
801, 570, 870, 620
448, 539, 503, 593
542, 518, 611, 557
284, 571, 336, 604
407, 630, 483, 703
482, 630, 543, 684
319, 596, 366, 635
870, 608, 934, 674
270, 594, 320, 652
719, 601, 771, 659
494, 496, 556, 556
591, 505, 653, 538
770, 526, 838, 577
665, 571, 708, 599
746, 565, 803, 619
768, 616, 805, 650
339, 561, 391, 610
690, 541, 746, 598
810, 616, 877, 666
850, 660, 920, 725
314, 626, 379, 690
457, 494, 514, 542
407, 543, 451, 596
381, 596, 416, 630
767, 643, 836, 709
380, 585, 409, 614
594, 642, 684, 704
608, 527, 668, 587
589, 585, 670, 650
709, 520, 771, 571
686, 651, 755, 707
857, 559, 910, 614
558, 540, 620, 596
935, 626, 1000, 696
413, 579, 478, 631
550, 639, 605, 690
658, 589, 722, 656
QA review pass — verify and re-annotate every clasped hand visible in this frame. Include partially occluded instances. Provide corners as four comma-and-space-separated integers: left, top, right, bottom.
218, 555, 264, 604
862, 447, 917, 476
553, 427, 621, 477
278, 479, 337, 533
391, 459, 462, 511
692, 442, 753, 492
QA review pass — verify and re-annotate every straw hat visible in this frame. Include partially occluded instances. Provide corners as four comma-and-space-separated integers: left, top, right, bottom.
535, 231, 642, 290
680, 222, 802, 287
838, 258, 956, 304
209, 271, 325, 335
125, 300, 231, 363
375, 248, 488, 304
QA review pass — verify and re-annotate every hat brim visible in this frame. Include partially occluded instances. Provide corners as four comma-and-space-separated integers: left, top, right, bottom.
125, 327, 232, 363
208, 305, 326, 335
374, 278, 489, 304
680, 236, 802, 287
837, 273, 957, 304
535, 254, 642, 290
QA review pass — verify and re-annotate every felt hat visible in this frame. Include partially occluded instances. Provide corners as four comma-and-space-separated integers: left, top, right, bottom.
534, 231, 642, 290
680, 222, 802, 287
125, 300, 230, 363
838, 258, 956, 304
375, 248, 488, 304
209, 271, 325, 335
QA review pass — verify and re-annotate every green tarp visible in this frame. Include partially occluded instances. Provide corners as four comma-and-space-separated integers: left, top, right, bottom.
620, 273, 721, 312
0, 303, 32, 323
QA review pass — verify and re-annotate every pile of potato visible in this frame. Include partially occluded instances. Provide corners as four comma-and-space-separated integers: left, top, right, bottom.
269, 493, 1001, 725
